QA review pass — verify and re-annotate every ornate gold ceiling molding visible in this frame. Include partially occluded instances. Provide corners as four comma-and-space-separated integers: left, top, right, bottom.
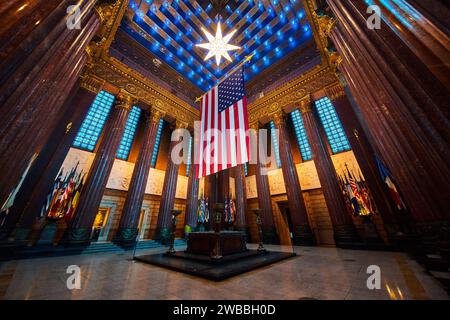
246, 1, 343, 126
247, 65, 339, 125
324, 82, 346, 101
87, 54, 199, 125
310, 7, 342, 72
302, 0, 329, 62
95, 0, 130, 56
80, 72, 104, 94
81, 0, 343, 129
81, 0, 199, 126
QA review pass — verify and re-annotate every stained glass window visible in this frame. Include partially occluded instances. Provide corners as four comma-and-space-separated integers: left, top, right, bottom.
186, 136, 193, 176
243, 162, 248, 176
116, 106, 141, 160
73, 91, 115, 151
315, 96, 351, 154
150, 119, 164, 167
290, 109, 313, 161
269, 120, 282, 168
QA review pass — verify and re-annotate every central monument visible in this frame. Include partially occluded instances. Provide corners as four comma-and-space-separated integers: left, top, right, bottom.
186, 231, 247, 259
134, 172, 295, 280
185, 202, 247, 259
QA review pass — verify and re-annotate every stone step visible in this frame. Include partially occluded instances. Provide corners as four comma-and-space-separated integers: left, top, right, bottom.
0, 239, 187, 261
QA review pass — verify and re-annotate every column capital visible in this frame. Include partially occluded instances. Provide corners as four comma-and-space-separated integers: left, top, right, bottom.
249, 122, 260, 131
271, 111, 286, 126
115, 91, 137, 110
299, 102, 314, 114
149, 109, 164, 123
175, 120, 189, 130
313, 11, 337, 40
324, 82, 346, 102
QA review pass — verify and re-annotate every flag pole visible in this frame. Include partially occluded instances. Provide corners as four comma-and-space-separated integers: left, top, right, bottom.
195, 53, 255, 103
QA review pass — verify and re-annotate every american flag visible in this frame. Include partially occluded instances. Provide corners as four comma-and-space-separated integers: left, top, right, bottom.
196, 67, 249, 179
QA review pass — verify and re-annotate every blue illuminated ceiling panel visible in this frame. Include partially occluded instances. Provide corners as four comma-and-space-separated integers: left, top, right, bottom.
124, 0, 313, 92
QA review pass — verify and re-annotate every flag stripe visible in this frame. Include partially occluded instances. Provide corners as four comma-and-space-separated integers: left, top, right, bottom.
203, 92, 210, 176
225, 107, 232, 169
221, 111, 227, 170
213, 86, 219, 174
196, 96, 205, 179
237, 100, 247, 163
233, 103, 242, 166
242, 96, 250, 162
229, 104, 237, 167
196, 67, 248, 178
218, 100, 223, 172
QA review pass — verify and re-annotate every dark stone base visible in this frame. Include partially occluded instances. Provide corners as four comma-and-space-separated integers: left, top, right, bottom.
233, 226, 251, 242
186, 231, 247, 257
361, 217, 384, 243
134, 250, 296, 281
154, 227, 171, 245
293, 225, 315, 246
262, 227, 279, 245
333, 224, 360, 247
62, 227, 91, 247
114, 227, 138, 248
12, 228, 31, 242
415, 220, 450, 246
0, 229, 9, 241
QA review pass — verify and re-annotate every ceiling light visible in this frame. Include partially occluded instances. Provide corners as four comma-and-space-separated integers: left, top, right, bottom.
196, 22, 241, 66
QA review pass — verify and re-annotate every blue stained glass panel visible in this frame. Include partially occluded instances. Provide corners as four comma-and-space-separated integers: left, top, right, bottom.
151, 119, 164, 167
186, 136, 193, 176
116, 106, 141, 160
73, 91, 115, 152
269, 121, 282, 168
290, 109, 313, 161
315, 97, 351, 154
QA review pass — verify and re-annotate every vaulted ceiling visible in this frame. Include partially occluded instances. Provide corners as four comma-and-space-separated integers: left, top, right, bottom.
111, 0, 320, 105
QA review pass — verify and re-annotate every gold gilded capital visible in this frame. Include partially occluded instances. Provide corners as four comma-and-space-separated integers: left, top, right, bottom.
298, 94, 313, 114
315, 12, 336, 39
249, 122, 260, 131
271, 111, 285, 126
115, 91, 136, 110
150, 109, 164, 123
299, 103, 313, 114
175, 121, 189, 130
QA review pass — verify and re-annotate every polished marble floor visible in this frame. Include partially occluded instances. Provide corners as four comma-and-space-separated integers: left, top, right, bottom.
0, 244, 448, 300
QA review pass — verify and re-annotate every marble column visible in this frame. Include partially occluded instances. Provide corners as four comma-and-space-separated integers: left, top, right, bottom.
0, 0, 100, 206
330, 89, 406, 241
300, 103, 359, 245
253, 125, 278, 244
184, 134, 199, 231
155, 122, 186, 243
217, 170, 230, 230
327, 0, 450, 243
273, 112, 315, 245
234, 165, 249, 236
217, 170, 230, 204
3, 85, 96, 241
65, 92, 133, 245
115, 109, 163, 245
204, 173, 217, 231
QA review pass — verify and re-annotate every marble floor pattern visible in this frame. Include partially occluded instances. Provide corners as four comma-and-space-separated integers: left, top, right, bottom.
0, 244, 448, 300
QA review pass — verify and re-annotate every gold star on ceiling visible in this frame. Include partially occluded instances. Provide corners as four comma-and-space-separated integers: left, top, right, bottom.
196, 22, 241, 66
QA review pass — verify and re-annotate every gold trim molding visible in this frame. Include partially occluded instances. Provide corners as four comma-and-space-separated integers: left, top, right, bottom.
81, 0, 199, 127
247, 65, 339, 126
81, 0, 345, 129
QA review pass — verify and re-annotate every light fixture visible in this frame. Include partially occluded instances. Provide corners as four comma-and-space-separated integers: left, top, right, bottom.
196, 22, 241, 66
